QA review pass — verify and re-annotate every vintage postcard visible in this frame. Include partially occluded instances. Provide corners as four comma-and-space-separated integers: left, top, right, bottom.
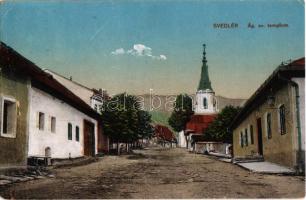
0, 0, 305, 199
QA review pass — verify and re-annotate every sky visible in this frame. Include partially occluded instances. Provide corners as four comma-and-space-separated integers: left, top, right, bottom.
0, 0, 304, 98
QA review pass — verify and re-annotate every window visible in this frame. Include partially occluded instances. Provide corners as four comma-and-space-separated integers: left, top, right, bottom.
1, 97, 17, 138
250, 125, 254, 144
203, 98, 208, 109
213, 98, 217, 108
240, 131, 244, 147
76, 126, 79, 142
51, 117, 56, 133
38, 112, 45, 130
279, 105, 286, 135
68, 123, 72, 140
266, 113, 272, 139
245, 128, 248, 146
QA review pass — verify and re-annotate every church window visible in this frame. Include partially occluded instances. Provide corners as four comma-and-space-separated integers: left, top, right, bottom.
203, 98, 208, 109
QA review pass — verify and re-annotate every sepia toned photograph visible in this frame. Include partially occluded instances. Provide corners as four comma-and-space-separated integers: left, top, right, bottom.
0, 0, 305, 199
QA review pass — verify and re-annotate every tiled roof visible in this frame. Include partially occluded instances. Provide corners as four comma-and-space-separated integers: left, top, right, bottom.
186, 114, 217, 134
154, 124, 176, 142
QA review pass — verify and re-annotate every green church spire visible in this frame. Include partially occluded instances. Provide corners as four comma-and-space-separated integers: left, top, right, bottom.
198, 44, 213, 91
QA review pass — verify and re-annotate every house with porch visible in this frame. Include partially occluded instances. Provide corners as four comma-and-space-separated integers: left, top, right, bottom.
0, 42, 102, 167
230, 58, 305, 173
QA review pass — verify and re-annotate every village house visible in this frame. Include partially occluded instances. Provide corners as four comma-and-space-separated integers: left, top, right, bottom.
153, 124, 176, 147
230, 58, 305, 173
44, 69, 109, 153
0, 42, 102, 167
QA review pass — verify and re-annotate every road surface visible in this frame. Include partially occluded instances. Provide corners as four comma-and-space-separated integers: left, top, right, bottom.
0, 147, 304, 198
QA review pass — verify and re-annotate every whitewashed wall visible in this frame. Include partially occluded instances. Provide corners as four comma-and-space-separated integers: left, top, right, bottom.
177, 131, 187, 148
195, 89, 218, 114
28, 87, 98, 159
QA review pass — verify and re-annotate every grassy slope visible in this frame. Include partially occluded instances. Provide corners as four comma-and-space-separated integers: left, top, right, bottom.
149, 111, 171, 127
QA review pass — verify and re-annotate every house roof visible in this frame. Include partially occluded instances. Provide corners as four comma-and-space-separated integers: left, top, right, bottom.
44, 69, 94, 92
229, 57, 305, 130
154, 124, 176, 142
185, 114, 217, 134
0, 42, 101, 121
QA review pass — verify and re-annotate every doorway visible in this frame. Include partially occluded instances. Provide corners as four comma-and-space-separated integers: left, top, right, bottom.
256, 118, 263, 156
84, 120, 95, 156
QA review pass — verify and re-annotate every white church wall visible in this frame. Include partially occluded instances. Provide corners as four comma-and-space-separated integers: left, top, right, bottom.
195, 89, 218, 114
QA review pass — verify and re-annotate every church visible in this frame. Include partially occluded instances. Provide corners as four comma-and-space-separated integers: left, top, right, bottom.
185, 44, 218, 150
177, 44, 231, 154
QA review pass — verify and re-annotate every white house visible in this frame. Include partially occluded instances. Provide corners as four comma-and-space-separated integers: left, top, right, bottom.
44, 69, 109, 153
27, 87, 98, 159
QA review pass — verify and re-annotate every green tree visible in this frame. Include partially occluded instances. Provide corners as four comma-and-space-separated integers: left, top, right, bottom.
203, 105, 241, 143
168, 94, 194, 148
101, 93, 153, 154
137, 110, 154, 140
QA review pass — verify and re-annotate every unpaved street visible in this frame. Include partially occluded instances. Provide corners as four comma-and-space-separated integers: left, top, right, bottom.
0, 147, 305, 199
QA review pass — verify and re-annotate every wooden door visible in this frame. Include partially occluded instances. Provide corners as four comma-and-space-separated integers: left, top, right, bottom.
84, 120, 95, 156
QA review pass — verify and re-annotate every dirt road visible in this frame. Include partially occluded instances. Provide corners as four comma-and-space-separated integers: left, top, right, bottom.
0, 147, 305, 199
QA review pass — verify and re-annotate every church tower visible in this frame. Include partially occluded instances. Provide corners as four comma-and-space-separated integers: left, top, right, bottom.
195, 44, 218, 114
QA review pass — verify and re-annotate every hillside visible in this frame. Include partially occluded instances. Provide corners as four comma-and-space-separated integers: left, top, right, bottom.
138, 94, 246, 129
137, 94, 246, 114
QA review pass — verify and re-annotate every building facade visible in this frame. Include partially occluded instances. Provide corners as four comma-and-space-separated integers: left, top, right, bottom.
28, 87, 98, 159
231, 58, 305, 173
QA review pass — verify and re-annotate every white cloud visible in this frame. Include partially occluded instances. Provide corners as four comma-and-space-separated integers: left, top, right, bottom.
158, 55, 167, 60
128, 44, 152, 57
110, 44, 167, 61
111, 48, 125, 55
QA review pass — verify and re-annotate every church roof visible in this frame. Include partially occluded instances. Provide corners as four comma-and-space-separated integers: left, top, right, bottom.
185, 114, 217, 134
198, 44, 213, 91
